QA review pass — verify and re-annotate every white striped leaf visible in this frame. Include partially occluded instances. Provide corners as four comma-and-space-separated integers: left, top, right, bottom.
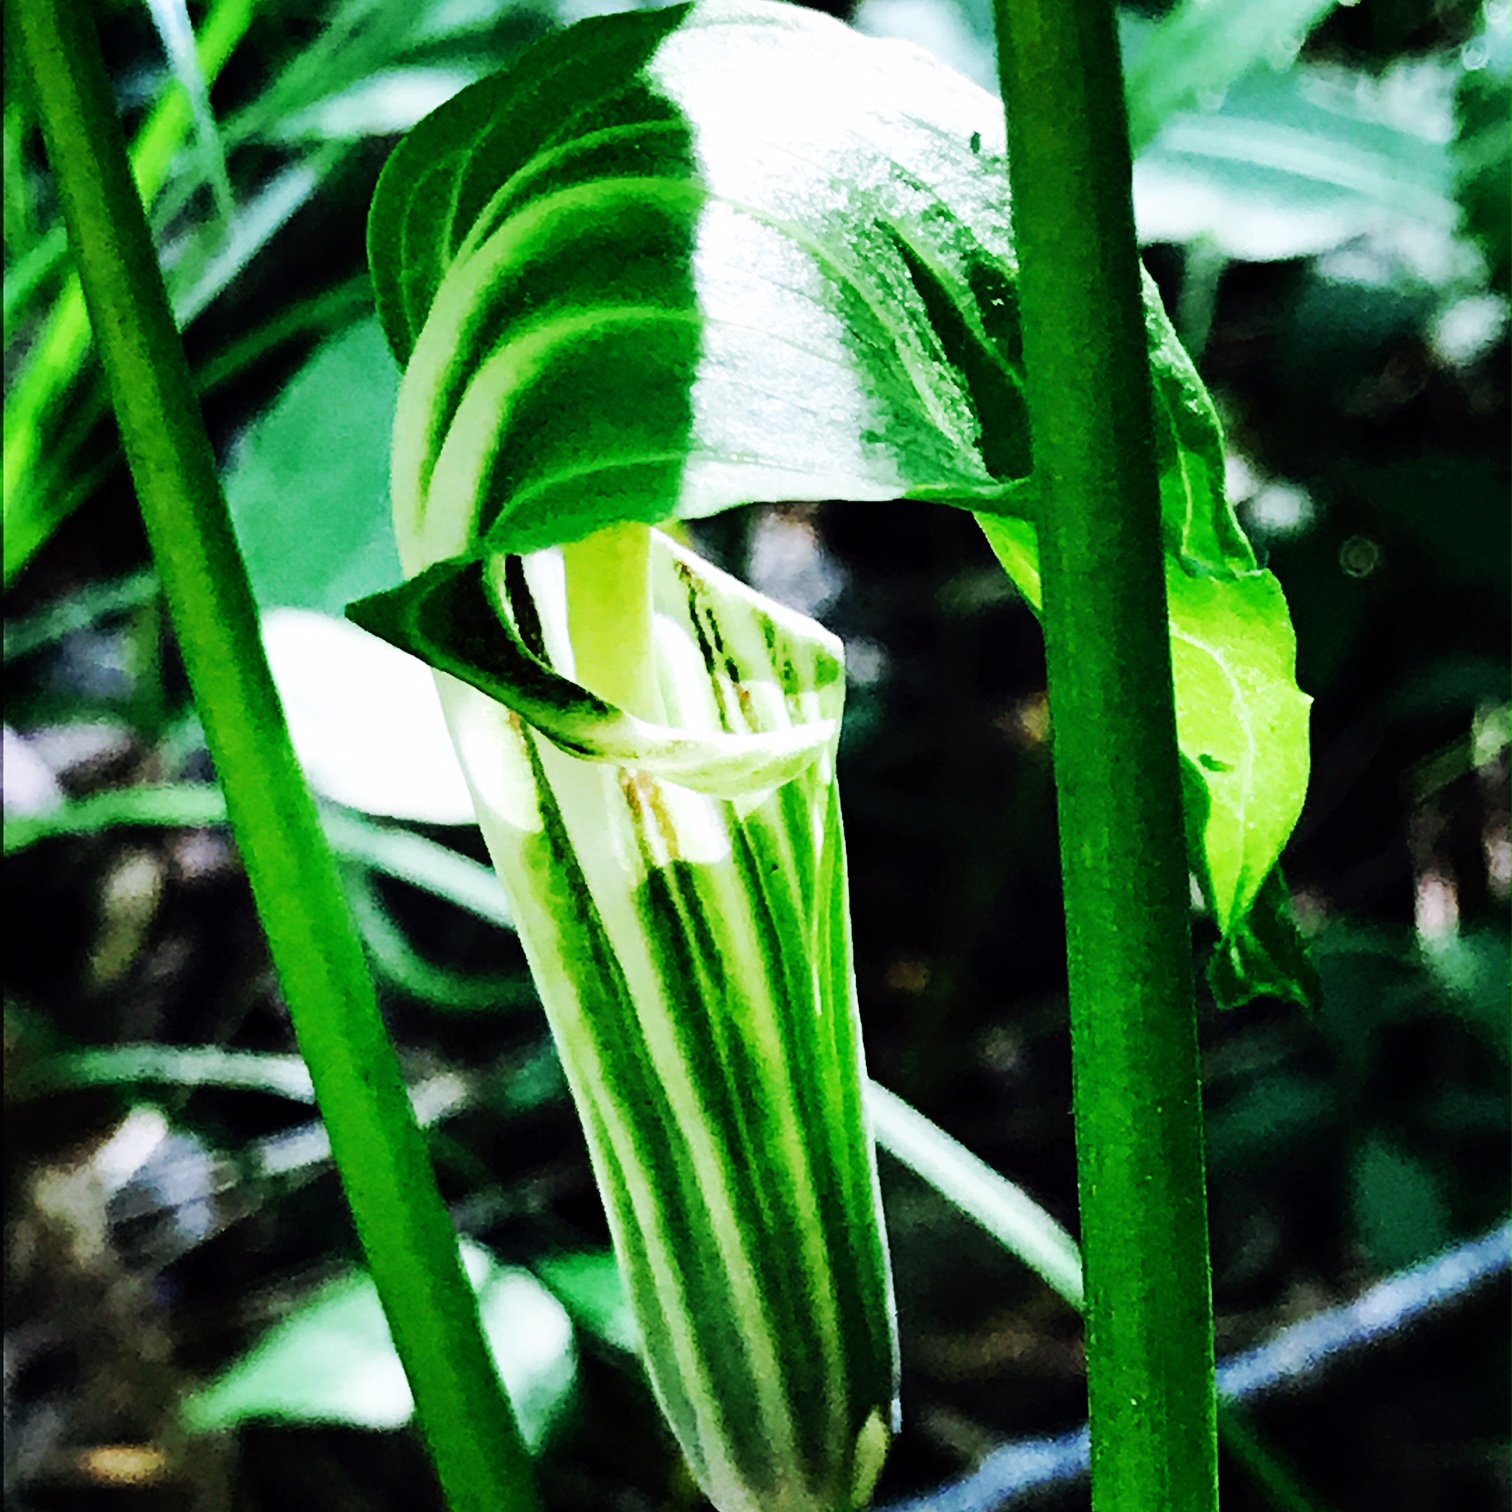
353, 532, 897, 1512
360, 0, 1312, 1006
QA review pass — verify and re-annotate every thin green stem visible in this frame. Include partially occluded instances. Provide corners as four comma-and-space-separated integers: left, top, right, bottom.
991, 3, 1219, 1510
563, 519, 662, 720
12, 6, 541, 1511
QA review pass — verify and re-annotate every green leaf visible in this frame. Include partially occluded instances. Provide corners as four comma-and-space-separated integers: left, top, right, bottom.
977, 520, 1313, 999
1350, 1134, 1451, 1273
1419, 929, 1512, 1061
225, 318, 403, 615
359, 0, 1311, 988
1123, 0, 1341, 155
2, 567, 159, 661
1134, 57, 1463, 262
343, 865, 531, 1012
1, 784, 232, 854
12, 1045, 316, 1103
1166, 566, 1310, 942
984, 282, 1310, 1002
371, 0, 1040, 567
361, 0, 1292, 589
370, 0, 1288, 576
185, 1241, 575, 1449
144, 0, 236, 227
261, 606, 475, 823
1453, 2, 1510, 295
322, 809, 515, 930
536, 1250, 641, 1355
1204, 1072, 1335, 1173
1207, 865, 1319, 1012
3, 0, 256, 585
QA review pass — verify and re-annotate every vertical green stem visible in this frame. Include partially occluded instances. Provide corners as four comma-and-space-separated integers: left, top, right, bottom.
12, 5, 541, 1511
991, 3, 1219, 1509
563, 520, 662, 720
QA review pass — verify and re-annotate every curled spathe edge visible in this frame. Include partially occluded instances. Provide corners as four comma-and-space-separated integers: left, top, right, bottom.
348, 528, 844, 801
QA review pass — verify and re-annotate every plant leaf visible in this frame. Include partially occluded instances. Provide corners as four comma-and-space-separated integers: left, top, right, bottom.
371, 0, 1286, 576
1165, 565, 1310, 935
867, 1080, 1083, 1311
1350, 1134, 1451, 1273
1133, 57, 1463, 262
342, 866, 531, 1011
14, 1045, 316, 1103
185, 1241, 575, 1449
536, 1250, 641, 1355
977, 516, 1313, 1001
1122, 0, 1341, 156
225, 319, 403, 616
364, 0, 1311, 994
1206, 864, 1319, 1012
144, 0, 236, 227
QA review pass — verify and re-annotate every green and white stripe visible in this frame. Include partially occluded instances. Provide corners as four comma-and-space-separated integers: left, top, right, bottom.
364, 0, 1310, 1005
354, 534, 898, 1512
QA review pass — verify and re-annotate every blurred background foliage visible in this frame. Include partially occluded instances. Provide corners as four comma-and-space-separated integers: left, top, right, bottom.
3, 0, 1507, 1509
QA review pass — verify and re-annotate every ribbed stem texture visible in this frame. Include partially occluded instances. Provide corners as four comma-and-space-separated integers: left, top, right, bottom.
991, 2, 1221, 1508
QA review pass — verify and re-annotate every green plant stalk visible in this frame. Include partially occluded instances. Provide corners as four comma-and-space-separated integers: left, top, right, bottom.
563, 520, 662, 720
992, 2, 1220, 1509
11, 6, 542, 1511
3, 0, 252, 584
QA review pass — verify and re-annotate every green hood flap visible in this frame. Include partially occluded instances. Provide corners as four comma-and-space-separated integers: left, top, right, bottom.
348, 530, 843, 800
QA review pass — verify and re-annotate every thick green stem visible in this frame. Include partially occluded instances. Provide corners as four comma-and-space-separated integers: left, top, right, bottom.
12, 6, 541, 1511
991, 3, 1219, 1509
563, 519, 662, 720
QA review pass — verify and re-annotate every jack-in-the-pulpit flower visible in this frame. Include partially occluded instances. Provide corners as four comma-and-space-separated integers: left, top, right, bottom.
351, 529, 899, 1512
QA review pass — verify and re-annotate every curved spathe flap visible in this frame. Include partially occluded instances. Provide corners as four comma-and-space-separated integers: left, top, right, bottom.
348, 531, 842, 799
